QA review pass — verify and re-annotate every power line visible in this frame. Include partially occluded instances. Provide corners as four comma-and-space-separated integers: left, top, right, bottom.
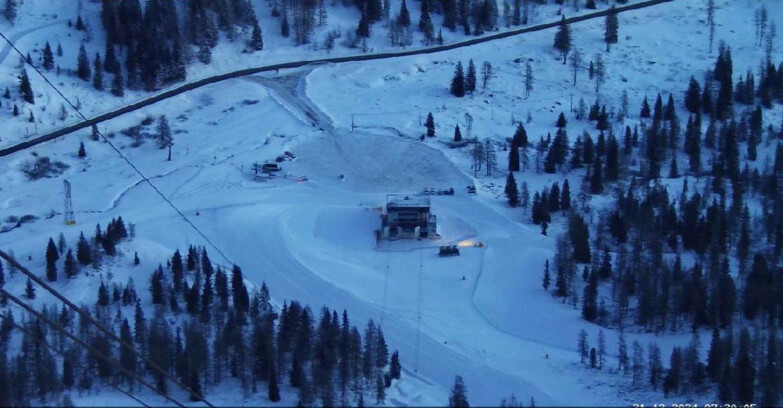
0, 289, 173, 408
0, 29, 221, 404
0, 250, 214, 408
0, 29, 233, 267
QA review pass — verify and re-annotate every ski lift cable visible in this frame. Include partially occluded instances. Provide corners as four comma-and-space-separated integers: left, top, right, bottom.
0, 29, 233, 269
0, 251, 214, 408
0, 289, 174, 408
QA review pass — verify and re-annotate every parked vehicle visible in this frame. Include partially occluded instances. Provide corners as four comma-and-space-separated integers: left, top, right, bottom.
262, 162, 282, 173
438, 245, 460, 257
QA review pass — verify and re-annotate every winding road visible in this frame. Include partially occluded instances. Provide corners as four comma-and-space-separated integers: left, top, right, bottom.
0, 0, 674, 157
0, 20, 63, 66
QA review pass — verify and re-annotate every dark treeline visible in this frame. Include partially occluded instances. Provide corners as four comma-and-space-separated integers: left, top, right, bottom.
0, 218, 401, 406
506, 35, 783, 405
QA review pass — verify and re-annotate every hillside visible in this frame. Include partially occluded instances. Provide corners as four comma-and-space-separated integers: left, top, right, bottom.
1, 0, 783, 407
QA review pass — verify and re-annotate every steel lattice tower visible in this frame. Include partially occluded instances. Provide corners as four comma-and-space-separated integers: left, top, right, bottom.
64, 180, 75, 225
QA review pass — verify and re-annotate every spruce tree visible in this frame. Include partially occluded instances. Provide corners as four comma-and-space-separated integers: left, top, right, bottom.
19, 69, 33, 104
42, 42, 54, 70
685, 77, 701, 113
268, 362, 281, 402
508, 145, 520, 172
281, 13, 290, 37
76, 232, 92, 265
92, 53, 104, 91
465, 59, 477, 94
450, 61, 465, 97
249, 23, 264, 51
77, 44, 91, 81
425, 112, 436, 137
390, 351, 401, 379
640, 96, 651, 118
397, 0, 411, 28
604, 6, 618, 51
63, 249, 77, 278
45, 237, 58, 282
505, 172, 519, 207
542, 259, 551, 290
4, 0, 17, 24
419, 0, 434, 42
448, 375, 469, 407
111, 70, 124, 96
453, 125, 462, 142
24, 277, 35, 299
554, 15, 571, 64
590, 156, 604, 194
356, 11, 370, 37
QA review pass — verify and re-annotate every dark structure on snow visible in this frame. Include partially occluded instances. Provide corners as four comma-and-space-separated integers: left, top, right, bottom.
381, 195, 437, 240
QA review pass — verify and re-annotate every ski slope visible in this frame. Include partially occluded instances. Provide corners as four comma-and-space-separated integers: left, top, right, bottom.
2, 0, 783, 406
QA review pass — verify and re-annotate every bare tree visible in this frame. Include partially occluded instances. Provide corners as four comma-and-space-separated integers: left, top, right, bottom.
484, 138, 496, 176
471, 138, 485, 177
157, 115, 173, 161
524, 61, 533, 98
570, 48, 581, 86
481, 61, 494, 92
594, 54, 605, 94
766, 20, 776, 60
707, 0, 715, 52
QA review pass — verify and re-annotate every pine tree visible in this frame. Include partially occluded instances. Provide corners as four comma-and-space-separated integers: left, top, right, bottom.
604, 6, 618, 51
76, 232, 92, 265
18, 69, 33, 104
356, 11, 370, 37
542, 259, 551, 290
480, 61, 493, 92
685, 77, 701, 113
77, 44, 91, 81
24, 277, 35, 299
281, 12, 290, 37
63, 249, 77, 278
157, 115, 173, 160
663, 347, 681, 396
590, 156, 604, 194
92, 53, 104, 91
578, 329, 589, 363
554, 15, 571, 64
390, 351, 401, 379
42, 42, 54, 70
465, 59, 477, 94
397, 0, 411, 28
640, 96, 651, 118
505, 172, 519, 207
111, 70, 124, 97
97, 281, 110, 306
618, 331, 629, 373
582, 270, 598, 321
561, 179, 571, 210
426, 112, 436, 137
448, 375, 469, 407
419, 0, 434, 42
450, 61, 465, 97
508, 145, 520, 172
249, 23, 264, 51
45, 237, 58, 282
453, 125, 462, 142
4, 0, 17, 24
268, 362, 281, 402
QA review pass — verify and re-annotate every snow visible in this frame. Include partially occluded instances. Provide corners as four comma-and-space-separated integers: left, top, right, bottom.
0, 0, 654, 150
1, 0, 783, 406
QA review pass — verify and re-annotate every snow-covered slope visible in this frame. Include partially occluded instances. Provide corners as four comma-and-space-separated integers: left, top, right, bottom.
1, 0, 782, 406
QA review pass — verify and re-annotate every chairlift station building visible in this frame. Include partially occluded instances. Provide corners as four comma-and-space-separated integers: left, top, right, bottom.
380, 194, 437, 240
